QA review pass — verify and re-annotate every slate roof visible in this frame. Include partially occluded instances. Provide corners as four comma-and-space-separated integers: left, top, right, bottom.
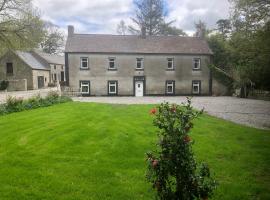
34, 50, 65, 65
65, 34, 213, 55
15, 51, 50, 70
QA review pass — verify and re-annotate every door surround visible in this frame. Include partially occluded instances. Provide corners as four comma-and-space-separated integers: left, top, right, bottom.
133, 76, 145, 96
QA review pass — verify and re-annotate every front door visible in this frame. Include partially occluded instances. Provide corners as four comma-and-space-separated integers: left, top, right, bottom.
37, 76, 44, 89
135, 81, 144, 97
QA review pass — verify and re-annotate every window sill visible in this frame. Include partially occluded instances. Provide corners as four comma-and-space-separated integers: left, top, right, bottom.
192, 68, 201, 71
80, 68, 90, 70
166, 68, 175, 71
135, 68, 144, 71
108, 68, 117, 71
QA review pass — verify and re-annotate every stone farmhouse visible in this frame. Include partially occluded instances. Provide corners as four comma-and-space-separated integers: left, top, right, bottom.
0, 50, 65, 91
65, 25, 227, 97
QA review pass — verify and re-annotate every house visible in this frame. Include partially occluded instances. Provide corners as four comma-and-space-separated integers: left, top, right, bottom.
65, 25, 227, 96
0, 50, 65, 91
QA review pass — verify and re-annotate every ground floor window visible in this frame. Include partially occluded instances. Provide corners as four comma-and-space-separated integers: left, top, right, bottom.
166, 80, 175, 95
108, 81, 118, 95
80, 81, 90, 95
192, 80, 201, 94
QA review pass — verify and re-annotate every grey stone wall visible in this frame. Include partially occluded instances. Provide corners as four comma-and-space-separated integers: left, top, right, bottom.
0, 51, 33, 90
67, 53, 212, 96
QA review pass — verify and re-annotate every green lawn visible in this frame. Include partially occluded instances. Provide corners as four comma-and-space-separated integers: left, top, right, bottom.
0, 102, 269, 200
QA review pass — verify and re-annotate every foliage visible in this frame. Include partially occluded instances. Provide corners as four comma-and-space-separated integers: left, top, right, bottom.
0, 0, 45, 53
40, 21, 64, 54
0, 80, 9, 90
128, 0, 186, 36
208, 0, 270, 93
146, 99, 217, 200
0, 92, 71, 115
194, 20, 209, 38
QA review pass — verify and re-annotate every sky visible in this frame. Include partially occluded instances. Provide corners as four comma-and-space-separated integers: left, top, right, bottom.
33, 0, 231, 36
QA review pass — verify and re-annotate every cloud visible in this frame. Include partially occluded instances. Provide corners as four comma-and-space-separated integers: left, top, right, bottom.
33, 0, 230, 35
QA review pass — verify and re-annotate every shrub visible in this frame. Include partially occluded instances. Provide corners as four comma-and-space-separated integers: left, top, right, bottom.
146, 98, 217, 200
0, 80, 9, 90
5, 96, 24, 112
0, 92, 72, 115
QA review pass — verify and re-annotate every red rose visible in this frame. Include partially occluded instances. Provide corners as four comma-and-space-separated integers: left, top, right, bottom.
150, 108, 157, 115
184, 135, 191, 143
152, 159, 159, 168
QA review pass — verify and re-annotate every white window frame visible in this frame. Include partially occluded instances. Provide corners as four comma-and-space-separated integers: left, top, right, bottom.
192, 81, 200, 94
108, 81, 117, 95
80, 57, 89, 69
108, 57, 116, 70
80, 81, 90, 94
193, 58, 201, 70
166, 81, 174, 94
136, 58, 144, 69
167, 58, 174, 70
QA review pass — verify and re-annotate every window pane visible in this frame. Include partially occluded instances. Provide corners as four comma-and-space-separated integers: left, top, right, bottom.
110, 86, 115, 93
168, 59, 173, 69
6, 63, 13, 74
82, 86, 89, 93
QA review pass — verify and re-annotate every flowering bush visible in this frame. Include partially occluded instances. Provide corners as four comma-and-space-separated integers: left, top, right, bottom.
146, 98, 217, 200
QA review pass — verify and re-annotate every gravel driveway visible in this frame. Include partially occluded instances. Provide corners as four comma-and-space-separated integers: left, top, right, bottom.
73, 96, 270, 130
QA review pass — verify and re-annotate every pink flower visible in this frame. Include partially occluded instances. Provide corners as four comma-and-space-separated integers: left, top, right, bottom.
150, 108, 157, 115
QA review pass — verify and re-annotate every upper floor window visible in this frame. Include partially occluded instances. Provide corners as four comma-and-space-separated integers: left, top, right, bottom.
167, 58, 174, 70
192, 80, 201, 94
61, 65, 64, 70
193, 58, 201, 70
136, 58, 144, 70
166, 80, 175, 95
108, 81, 118, 95
80, 57, 89, 69
54, 65, 56, 70
6, 63, 13, 75
108, 57, 116, 70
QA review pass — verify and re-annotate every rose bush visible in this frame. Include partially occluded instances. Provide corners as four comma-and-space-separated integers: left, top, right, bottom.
146, 98, 217, 200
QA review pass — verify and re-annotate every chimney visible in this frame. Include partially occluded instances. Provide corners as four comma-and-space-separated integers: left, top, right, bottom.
141, 26, 146, 39
68, 25, 74, 36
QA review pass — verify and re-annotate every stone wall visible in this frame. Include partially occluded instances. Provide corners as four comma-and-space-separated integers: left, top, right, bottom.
7, 79, 27, 91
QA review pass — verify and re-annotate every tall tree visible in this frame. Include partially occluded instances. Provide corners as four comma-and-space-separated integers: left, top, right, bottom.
0, 0, 45, 54
194, 20, 208, 38
40, 21, 64, 54
116, 20, 127, 35
128, 0, 180, 36
216, 19, 231, 39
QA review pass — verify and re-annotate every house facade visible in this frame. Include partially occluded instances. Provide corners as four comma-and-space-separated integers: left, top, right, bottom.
65, 25, 226, 96
0, 50, 65, 91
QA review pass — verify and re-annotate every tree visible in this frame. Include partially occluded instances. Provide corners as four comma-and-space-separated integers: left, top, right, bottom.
0, 0, 45, 54
128, 0, 176, 36
230, 0, 270, 33
147, 100, 217, 200
40, 21, 64, 54
160, 24, 187, 36
117, 20, 127, 35
194, 20, 208, 38
216, 19, 231, 39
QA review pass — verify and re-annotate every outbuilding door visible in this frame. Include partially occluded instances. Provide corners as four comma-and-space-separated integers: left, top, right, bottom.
37, 76, 44, 89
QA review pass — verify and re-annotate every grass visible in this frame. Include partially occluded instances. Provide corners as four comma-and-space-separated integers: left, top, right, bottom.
0, 102, 269, 200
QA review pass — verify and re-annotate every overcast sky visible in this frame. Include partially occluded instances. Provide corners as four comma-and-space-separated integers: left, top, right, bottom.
33, 0, 231, 35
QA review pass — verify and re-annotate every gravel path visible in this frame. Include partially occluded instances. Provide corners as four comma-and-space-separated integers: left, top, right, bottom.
73, 96, 270, 130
